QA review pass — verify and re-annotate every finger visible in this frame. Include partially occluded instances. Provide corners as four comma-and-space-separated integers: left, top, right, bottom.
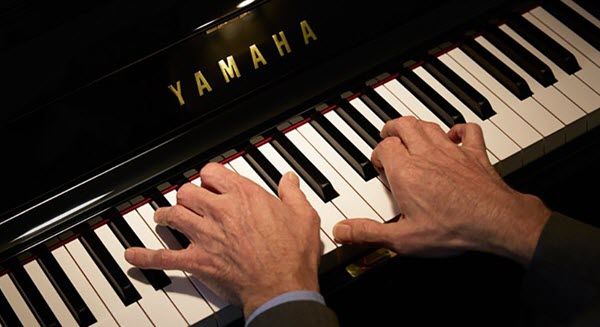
278, 171, 310, 209
381, 116, 431, 153
371, 136, 408, 171
420, 121, 455, 149
154, 205, 201, 233
125, 247, 188, 270
199, 162, 238, 194
176, 182, 220, 216
333, 219, 397, 245
447, 123, 486, 152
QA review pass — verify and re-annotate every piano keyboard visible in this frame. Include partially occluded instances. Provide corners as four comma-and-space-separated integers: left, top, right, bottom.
1, 3, 600, 326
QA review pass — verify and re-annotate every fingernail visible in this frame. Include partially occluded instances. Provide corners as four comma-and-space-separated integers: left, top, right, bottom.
285, 171, 299, 185
124, 249, 135, 263
333, 224, 351, 243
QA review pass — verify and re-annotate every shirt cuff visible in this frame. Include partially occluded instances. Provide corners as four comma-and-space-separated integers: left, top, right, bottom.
245, 290, 325, 326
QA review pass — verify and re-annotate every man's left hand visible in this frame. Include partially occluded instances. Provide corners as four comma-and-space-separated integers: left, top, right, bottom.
124, 163, 323, 318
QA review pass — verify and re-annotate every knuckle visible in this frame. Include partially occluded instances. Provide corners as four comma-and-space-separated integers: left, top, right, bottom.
176, 183, 194, 204
300, 206, 320, 226
378, 136, 402, 150
396, 116, 418, 129
422, 121, 443, 133
200, 162, 222, 178
154, 208, 168, 224
307, 208, 320, 223
157, 249, 171, 265
466, 122, 482, 133
229, 175, 250, 194
400, 116, 418, 125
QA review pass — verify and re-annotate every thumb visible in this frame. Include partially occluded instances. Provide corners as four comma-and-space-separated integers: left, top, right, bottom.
278, 171, 309, 208
333, 219, 395, 245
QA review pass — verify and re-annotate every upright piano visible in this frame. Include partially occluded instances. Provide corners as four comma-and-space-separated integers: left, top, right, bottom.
1, 0, 599, 326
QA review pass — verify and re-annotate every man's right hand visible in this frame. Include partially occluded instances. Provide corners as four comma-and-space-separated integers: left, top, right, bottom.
333, 117, 551, 265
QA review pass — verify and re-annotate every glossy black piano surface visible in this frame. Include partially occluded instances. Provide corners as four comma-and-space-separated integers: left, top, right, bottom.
1, 0, 599, 325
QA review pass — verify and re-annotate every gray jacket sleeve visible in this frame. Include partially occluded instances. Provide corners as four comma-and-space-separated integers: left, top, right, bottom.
247, 300, 339, 327
520, 212, 600, 326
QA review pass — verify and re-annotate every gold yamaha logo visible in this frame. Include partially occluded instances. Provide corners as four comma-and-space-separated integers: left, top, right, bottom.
167, 20, 318, 107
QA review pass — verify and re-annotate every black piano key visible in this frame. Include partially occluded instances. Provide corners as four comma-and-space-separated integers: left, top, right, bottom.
460, 39, 533, 100
360, 87, 401, 122
574, 0, 600, 20
271, 131, 339, 202
310, 112, 379, 181
484, 26, 557, 87
507, 15, 581, 74
0, 288, 22, 327
37, 248, 97, 326
243, 144, 282, 194
335, 99, 382, 148
79, 229, 142, 306
543, 0, 600, 51
397, 70, 466, 128
8, 265, 60, 327
107, 210, 172, 291
149, 192, 191, 248
423, 56, 496, 120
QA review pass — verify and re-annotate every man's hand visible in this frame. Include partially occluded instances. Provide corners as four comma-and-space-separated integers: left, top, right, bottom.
124, 163, 322, 318
333, 117, 551, 265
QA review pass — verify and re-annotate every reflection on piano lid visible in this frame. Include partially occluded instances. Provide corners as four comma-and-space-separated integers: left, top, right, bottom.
1, 0, 600, 326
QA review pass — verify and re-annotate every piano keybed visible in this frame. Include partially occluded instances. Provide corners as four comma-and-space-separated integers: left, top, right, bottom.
1, 1, 600, 326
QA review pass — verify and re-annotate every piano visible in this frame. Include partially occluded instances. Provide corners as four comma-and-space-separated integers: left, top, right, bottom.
1, 0, 599, 325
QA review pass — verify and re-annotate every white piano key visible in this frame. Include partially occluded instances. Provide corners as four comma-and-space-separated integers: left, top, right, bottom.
561, 0, 600, 28
499, 24, 600, 116
349, 97, 386, 131
524, 12, 600, 91
191, 176, 201, 186
321, 230, 337, 254
443, 51, 544, 162
64, 240, 152, 327
0, 274, 39, 327
324, 111, 378, 159
94, 225, 187, 327
413, 66, 522, 172
228, 157, 273, 194
374, 85, 418, 117
164, 190, 177, 206
529, 7, 600, 66
561, 0, 600, 29
383, 79, 451, 132
186, 277, 227, 314
52, 247, 118, 327
459, 38, 566, 145
524, 12, 600, 128
487, 150, 499, 165
297, 123, 400, 221
476, 36, 585, 140
136, 203, 229, 312
258, 143, 347, 238
286, 130, 383, 222
123, 211, 214, 324
23, 261, 78, 327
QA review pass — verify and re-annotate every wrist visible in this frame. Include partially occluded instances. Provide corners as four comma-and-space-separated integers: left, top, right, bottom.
242, 278, 319, 318
485, 192, 551, 266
